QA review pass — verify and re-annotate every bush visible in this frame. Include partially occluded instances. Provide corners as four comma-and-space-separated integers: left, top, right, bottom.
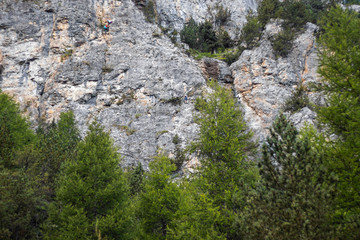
215, 4, 231, 26
180, 18, 199, 49
60, 49, 73, 62
271, 28, 295, 58
143, 0, 157, 23
171, 134, 186, 171
303, 0, 328, 24
257, 0, 281, 26
224, 49, 241, 65
280, 0, 309, 30
283, 84, 310, 113
240, 13, 263, 49
217, 29, 233, 49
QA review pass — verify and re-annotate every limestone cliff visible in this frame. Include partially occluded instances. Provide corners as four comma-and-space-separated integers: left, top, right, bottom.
231, 21, 321, 142
0, 0, 206, 168
155, 0, 258, 38
0, 0, 320, 167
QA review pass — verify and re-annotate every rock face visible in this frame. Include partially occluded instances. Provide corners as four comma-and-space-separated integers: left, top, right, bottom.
0, 0, 322, 167
155, 0, 258, 38
0, 0, 206, 168
231, 21, 320, 141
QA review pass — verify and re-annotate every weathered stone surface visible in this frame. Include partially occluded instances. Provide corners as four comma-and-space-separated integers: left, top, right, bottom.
0, 0, 205, 168
155, 0, 258, 39
0, 0, 326, 167
231, 22, 320, 142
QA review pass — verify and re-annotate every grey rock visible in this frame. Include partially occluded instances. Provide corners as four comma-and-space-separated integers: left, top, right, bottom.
155, 0, 258, 39
287, 107, 317, 130
0, 0, 324, 168
0, 0, 205, 169
231, 21, 320, 142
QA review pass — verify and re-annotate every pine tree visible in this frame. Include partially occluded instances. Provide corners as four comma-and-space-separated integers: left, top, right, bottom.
199, 21, 218, 53
137, 154, 181, 239
0, 91, 41, 239
316, 6, 360, 238
127, 162, 144, 196
192, 80, 257, 239
28, 111, 80, 199
246, 114, 334, 239
180, 18, 199, 50
257, 0, 280, 26
167, 179, 226, 240
0, 90, 34, 168
240, 12, 263, 49
44, 121, 130, 240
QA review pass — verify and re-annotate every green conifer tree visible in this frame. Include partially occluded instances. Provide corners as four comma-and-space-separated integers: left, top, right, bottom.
44, 121, 130, 240
0, 90, 34, 168
199, 21, 218, 53
28, 111, 80, 199
316, 6, 360, 238
137, 154, 181, 239
246, 114, 334, 239
127, 162, 144, 196
180, 18, 199, 50
0, 91, 40, 239
192, 80, 257, 239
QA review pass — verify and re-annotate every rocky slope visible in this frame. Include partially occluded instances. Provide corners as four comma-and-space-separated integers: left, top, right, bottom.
0, 0, 320, 167
231, 21, 321, 142
0, 0, 207, 168
155, 0, 258, 38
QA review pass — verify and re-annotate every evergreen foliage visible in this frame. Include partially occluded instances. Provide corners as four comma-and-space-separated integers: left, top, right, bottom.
180, 18, 199, 50
271, 27, 295, 58
283, 84, 310, 113
217, 29, 232, 49
0, 168, 39, 239
0, 91, 34, 169
246, 114, 334, 239
280, 0, 310, 30
199, 21, 218, 53
171, 134, 186, 171
127, 162, 145, 197
167, 181, 225, 240
137, 154, 181, 239
257, 0, 280, 26
181, 19, 219, 53
0, 91, 39, 239
29, 111, 80, 199
193, 80, 257, 238
316, 6, 360, 238
215, 5, 231, 26
240, 12, 263, 49
44, 121, 130, 240
143, 0, 157, 23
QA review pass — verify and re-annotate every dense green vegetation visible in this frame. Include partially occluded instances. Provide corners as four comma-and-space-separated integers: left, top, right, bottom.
241, 0, 330, 58
180, 0, 333, 62
1, 5, 360, 240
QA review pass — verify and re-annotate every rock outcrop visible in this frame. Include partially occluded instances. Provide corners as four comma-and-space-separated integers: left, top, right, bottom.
231, 21, 320, 141
0, 0, 206, 168
155, 0, 258, 38
0, 0, 323, 167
